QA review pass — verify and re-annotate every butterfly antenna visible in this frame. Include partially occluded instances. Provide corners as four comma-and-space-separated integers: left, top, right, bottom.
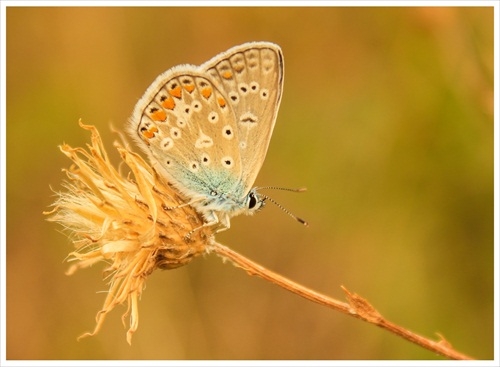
260, 194, 309, 227
257, 186, 307, 193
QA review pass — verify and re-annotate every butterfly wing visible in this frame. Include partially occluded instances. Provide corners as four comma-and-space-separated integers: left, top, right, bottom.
201, 42, 284, 195
128, 66, 245, 202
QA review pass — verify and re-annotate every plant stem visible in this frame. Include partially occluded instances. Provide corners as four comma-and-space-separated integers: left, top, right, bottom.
210, 241, 473, 360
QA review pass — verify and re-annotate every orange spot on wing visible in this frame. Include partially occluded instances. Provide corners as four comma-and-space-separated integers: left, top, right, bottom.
218, 97, 226, 108
169, 86, 182, 98
201, 87, 212, 99
222, 71, 232, 79
161, 96, 175, 110
142, 126, 158, 139
184, 84, 195, 93
150, 110, 166, 121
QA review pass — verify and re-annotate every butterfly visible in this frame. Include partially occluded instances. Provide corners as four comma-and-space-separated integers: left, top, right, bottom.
128, 42, 304, 233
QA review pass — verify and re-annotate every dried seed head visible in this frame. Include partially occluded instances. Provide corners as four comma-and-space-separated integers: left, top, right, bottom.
45, 121, 213, 344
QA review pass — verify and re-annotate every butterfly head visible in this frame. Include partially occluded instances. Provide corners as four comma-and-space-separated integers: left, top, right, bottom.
197, 187, 266, 218
188, 186, 307, 235
211, 186, 308, 225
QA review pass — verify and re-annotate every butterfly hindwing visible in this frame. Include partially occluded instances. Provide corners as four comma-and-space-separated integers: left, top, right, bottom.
130, 67, 245, 200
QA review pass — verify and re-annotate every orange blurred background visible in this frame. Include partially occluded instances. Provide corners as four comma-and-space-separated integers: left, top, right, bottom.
5, 6, 494, 360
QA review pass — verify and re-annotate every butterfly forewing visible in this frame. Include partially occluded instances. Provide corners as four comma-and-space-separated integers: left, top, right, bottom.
131, 68, 244, 200
201, 42, 284, 193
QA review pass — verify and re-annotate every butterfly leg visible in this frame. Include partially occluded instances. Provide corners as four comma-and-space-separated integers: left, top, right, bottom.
161, 201, 193, 211
184, 212, 231, 240
184, 211, 219, 241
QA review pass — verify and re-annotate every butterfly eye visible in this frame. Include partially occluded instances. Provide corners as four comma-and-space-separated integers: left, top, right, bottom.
248, 193, 258, 209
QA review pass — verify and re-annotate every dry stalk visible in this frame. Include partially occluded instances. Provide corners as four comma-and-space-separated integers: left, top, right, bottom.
210, 242, 474, 360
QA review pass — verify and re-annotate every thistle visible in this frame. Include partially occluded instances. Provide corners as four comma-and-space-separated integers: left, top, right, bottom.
45, 121, 212, 344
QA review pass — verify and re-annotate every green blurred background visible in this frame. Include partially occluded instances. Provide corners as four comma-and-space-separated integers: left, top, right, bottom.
5, 6, 494, 360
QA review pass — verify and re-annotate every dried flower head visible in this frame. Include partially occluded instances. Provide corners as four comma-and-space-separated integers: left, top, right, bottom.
45, 121, 213, 344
